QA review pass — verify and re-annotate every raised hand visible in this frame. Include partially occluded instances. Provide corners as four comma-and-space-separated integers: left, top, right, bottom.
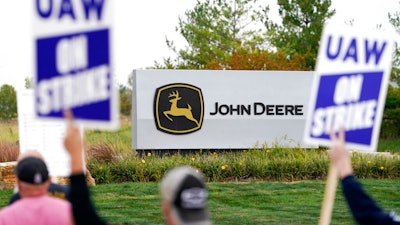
63, 110, 85, 175
327, 129, 353, 178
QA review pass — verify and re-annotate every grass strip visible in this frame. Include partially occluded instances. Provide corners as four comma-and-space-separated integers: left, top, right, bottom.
1, 179, 399, 224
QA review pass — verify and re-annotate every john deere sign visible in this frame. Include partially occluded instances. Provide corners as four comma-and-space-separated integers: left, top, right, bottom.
131, 70, 314, 150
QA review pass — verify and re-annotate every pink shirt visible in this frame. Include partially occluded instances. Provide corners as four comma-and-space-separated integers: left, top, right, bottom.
0, 195, 72, 225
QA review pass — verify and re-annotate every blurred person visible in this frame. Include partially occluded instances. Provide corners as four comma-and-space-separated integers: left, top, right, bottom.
328, 129, 400, 225
63, 110, 212, 225
8, 150, 70, 205
0, 155, 73, 225
63, 110, 108, 225
160, 166, 212, 225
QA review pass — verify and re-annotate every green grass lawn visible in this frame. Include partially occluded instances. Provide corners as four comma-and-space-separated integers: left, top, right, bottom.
378, 139, 400, 154
0, 119, 18, 143
1, 179, 398, 225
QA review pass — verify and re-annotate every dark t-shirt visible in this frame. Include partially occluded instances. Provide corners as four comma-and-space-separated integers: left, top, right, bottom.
8, 183, 70, 205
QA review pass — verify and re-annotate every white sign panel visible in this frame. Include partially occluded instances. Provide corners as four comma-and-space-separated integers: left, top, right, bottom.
303, 23, 396, 151
33, 0, 118, 130
132, 70, 315, 149
18, 90, 71, 177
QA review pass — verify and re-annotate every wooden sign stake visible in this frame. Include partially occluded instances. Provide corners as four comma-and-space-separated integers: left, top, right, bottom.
319, 163, 339, 225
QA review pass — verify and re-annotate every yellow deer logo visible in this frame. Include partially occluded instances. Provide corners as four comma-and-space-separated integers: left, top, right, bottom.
163, 91, 200, 126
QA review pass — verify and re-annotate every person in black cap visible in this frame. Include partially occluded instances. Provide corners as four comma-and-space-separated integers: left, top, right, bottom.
328, 129, 400, 225
0, 154, 73, 225
8, 150, 70, 205
160, 166, 212, 225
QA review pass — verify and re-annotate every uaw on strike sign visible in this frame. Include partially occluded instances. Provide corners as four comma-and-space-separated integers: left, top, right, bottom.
33, 0, 118, 129
304, 23, 396, 151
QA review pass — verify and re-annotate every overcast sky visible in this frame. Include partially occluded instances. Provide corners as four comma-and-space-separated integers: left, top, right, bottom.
0, 0, 398, 90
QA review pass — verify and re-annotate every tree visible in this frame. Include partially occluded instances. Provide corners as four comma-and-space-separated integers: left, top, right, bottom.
119, 82, 132, 116
0, 84, 17, 120
381, 86, 400, 138
207, 47, 311, 70
381, 7, 400, 138
24, 77, 33, 89
264, 0, 335, 69
158, 0, 268, 69
389, 10, 400, 86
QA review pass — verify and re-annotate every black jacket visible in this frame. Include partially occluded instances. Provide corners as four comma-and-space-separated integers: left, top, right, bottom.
8, 183, 70, 205
70, 174, 108, 225
342, 175, 400, 225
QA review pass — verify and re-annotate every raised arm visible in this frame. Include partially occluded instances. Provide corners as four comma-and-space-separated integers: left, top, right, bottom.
64, 110, 85, 175
63, 110, 108, 225
328, 129, 399, 225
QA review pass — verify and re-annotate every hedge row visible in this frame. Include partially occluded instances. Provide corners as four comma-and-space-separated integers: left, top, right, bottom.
86, 147, 400, 184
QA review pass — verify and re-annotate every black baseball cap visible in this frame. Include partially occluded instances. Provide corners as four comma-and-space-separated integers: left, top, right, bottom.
15, 157, 49, 185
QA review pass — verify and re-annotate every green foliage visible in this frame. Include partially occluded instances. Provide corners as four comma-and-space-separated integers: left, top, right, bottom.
24, 77, 32, 89
389, 9, 400, 86
0, 120, 18, 143
351, 151, 400, 179
159, 0, 267, 69
0, 84, 17, 120
119, 84, 132, 116
156, 0, 335, 70
87, 148, 400, 185
381, 86, 400, 139
378, 139, 400, 153
224, 49, 311, 70
264, 0, 335, 69
380, 4, 400, 138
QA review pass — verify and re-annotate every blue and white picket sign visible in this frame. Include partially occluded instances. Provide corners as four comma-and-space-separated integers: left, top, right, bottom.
303, 23, 397, 151
33, 0, 119, 129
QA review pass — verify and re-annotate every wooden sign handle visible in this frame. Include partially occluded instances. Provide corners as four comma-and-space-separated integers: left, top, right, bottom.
319, 163, 339, 225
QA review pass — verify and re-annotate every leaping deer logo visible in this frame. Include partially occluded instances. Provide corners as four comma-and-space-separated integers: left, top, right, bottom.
163, 91, 200, 126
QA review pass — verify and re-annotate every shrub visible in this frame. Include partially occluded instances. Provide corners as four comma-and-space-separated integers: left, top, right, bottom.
88, 148, 400, 185
87, 142, 121, 163
0, 84, 17, 120
0, 141, 19, 162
